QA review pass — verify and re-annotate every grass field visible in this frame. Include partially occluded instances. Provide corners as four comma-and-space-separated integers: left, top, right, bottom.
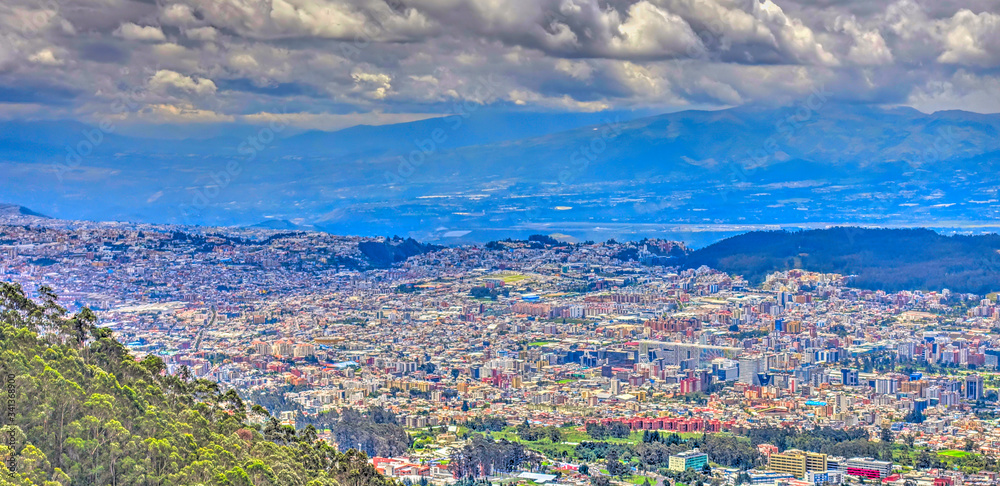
624, 475, 654, 485
488, 425, 707, 461
529, 341, 554, 346
938, 450, 971, 458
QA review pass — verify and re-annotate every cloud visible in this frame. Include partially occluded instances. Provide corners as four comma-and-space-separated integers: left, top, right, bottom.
149, 69, 217, 95
1, 0, 1000, 131
160, 4, 198, 26
113, 22, 167, 42
132, 103, 235, 123
908, 70, 1000, 114
28, 48, 63, 66
937, 9, 1000, 67
351, 70, 392, 99
184, 26, 218, 41
836, 16, 893, 66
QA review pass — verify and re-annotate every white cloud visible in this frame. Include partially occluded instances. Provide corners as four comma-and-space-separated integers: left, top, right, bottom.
184, 26, 218, 41
937, 9, 1000, 67
352, 70, 392, 99
28, 48, 62, 66
833, 17, 894, 66
160, 4, 198, 27
114, 22, 167, 42
555, 59, 593, 80
607, 1, 704, 58
149, 69, 217, 95
754, 0, 839, 66
228, 53, 259, 70
268, 0, 371, 38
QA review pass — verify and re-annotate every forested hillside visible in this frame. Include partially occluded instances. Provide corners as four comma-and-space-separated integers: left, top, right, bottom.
683, 228, 1000, 294
0, 282, 399, 486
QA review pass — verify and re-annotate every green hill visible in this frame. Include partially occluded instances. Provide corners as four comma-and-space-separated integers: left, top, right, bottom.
0, 282, 399, 486
683, 227, 1000, 294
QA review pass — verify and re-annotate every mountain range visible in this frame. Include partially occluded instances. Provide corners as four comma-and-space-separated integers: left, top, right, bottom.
2, 104, 1000, 244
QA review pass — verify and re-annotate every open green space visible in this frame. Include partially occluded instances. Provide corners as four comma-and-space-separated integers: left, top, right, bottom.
939, 450, 971, 458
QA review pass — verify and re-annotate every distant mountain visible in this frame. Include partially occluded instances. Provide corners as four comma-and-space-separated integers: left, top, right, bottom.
384, 104, 1000, 184
0, 203, 48, 218
248, 219, 313, 231
683, 227, 1000, 294
4, 104, 1000, 243
0, 110, 643, 161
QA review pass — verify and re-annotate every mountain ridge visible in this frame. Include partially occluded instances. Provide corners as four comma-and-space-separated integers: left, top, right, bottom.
3, 103, 1000, 242
682, 227, 1000, 294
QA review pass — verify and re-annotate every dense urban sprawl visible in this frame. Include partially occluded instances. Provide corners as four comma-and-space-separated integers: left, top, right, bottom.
4, 212, 1000, 486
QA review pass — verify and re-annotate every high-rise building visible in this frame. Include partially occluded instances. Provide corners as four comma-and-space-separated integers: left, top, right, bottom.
272, 339, 294, 358
874, 377, 898, 395
739, 356, 765, 385
965, 374, 984, 401
841, 369, 859, 386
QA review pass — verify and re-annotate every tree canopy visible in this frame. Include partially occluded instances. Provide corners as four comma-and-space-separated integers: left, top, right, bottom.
0, 282, 400, 486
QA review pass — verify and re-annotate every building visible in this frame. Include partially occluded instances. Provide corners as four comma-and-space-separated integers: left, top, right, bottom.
669, 449, 709, 471
841, 369, 859, 387
767, 450, 828, 478
965, 374, 984, 401
272, 339, 294, 358
721, 470, 796, 486
875, 377, 898, 395
805, 470, 843, 485
740, 356, 765, 385
844, 458, 892, 479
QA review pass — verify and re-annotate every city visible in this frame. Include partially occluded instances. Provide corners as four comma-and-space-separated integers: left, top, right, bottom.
3, 210, 1000, 486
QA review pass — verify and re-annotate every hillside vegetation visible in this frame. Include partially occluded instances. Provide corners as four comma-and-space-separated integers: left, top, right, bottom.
683, 227, 1000, 294
0, 282, 398, 486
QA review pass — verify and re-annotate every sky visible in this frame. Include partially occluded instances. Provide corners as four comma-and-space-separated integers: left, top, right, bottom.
2, 0, 1000, 132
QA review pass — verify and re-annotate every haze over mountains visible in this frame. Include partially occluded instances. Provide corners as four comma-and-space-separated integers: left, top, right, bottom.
3, 103, 1000, 244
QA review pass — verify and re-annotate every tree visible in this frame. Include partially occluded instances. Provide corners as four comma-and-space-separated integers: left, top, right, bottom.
0, 283, 401, 486
964, 438, 977, 452
879, 427, 894, 444
591, 476, 611, 486
606, 450, 630, 478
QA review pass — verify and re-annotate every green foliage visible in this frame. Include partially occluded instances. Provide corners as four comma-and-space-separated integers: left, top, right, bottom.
0, 282, 399, 486
585, 422, 630, 440
514, 422, 564, 443
448, 434, 537, 478
463, 416, 506, 432
742, 426, 891, 461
